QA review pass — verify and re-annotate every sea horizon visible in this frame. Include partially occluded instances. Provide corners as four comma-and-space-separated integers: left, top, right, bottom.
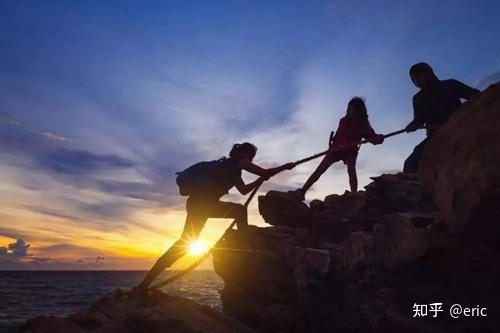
0, 270, 223, 332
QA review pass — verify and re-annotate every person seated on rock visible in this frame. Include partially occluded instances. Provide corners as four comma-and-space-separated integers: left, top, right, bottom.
130, 142, 295, 297
403, 62, 480, 173
294, 97, 384, 200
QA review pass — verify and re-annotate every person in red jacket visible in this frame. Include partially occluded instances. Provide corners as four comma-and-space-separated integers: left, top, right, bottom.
294, 97, 384, 200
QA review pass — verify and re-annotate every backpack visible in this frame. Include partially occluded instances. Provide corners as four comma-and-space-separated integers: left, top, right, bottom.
176, 157, 230, 196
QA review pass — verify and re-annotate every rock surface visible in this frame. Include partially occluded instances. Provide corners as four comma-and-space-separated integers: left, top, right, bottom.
420, 83, 500, 239
258, 190, 312, 227
214, 174, 500, 332
20, 289, 255, 333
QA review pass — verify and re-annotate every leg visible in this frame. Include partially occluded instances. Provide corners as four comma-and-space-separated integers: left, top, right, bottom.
403, 138, 428, 173
346, 159, 357, 193
136, 213, 206, 289
301, 153, 337, 193
210, 201, 248, 230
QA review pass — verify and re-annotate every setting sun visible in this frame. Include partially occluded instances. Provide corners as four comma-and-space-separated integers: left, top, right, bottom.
187, 240, 209, 256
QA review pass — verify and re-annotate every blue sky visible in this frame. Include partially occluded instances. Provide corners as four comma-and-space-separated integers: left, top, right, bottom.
1, 0, 499, 269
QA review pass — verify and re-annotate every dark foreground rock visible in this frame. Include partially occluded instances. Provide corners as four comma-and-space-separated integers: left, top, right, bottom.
214, 176, 500, 332
20, 289, 255, 333
420, 83, 500, 239
258, 190, 312, 227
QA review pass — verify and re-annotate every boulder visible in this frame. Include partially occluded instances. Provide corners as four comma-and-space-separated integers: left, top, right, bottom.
309, 199, 325, 213
364, 173, 435, 214
20, 290, 254, 333
420, 83, 500, 238
371, 214, 429, 269
324, 191, 365, 214
258, 191, 312, 227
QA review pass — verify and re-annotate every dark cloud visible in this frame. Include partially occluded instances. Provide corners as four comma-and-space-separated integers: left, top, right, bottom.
36, 243, 101, 255
21, 205, 86, 222
0, 123, 53, 155
37, 148, 135, 175
78, 201, 137, 220
96, 180, 174, 203
0, 227, 24, 241
0, 238, 30, 257
0, 116, 69, 155
31, 257, 50, 263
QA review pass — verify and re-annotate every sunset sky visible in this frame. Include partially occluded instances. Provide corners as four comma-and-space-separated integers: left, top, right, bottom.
1, 0, 499, 270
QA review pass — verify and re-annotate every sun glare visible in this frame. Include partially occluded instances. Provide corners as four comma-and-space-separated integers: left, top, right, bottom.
188, 240, 209, 256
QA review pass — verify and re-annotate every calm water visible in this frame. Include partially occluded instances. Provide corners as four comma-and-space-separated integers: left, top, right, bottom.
0, 270, 223, 332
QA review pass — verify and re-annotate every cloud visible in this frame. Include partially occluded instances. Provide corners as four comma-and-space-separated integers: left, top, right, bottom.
37, 148, 135, 175
40, 131, 68, 141
0, 115, 70, 143
0, 227, 25, 241
0, 238, 30, 257
36, 243, 103, 257
0, 241, 121, 270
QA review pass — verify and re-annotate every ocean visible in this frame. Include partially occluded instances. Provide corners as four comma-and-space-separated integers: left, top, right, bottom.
0, 270, 223, 333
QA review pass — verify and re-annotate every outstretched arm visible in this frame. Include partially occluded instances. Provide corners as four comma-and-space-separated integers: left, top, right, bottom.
239, 160, 295, 179
363, 121, 384, 145
234, 177, 265, 195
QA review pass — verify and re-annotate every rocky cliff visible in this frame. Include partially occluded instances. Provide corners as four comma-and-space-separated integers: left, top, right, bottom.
420, 83, 500, 239
213, 84, 500, 332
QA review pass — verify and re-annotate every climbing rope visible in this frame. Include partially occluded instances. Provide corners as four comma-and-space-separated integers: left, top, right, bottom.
149, 127, 411, 290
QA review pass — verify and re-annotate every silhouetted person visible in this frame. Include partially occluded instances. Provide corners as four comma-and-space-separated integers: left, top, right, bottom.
130, 143, 294, 297
294, 97, 384, 199
404, 63, 480, 173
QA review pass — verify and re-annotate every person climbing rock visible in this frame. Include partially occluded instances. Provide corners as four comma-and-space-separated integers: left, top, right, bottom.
130, 143, 294, 298
403, 62, 480, 173
293, 97, 384, 200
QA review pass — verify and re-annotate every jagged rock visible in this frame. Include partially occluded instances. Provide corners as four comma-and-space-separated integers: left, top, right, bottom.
312, 191, 367, 243
20, 290, 255, 333
313, 212, 353, 243
365, 173, 435, 214
341, 231, 373, 278
217, 169, 500, 331
322, 191, 366, 223
372, 214, 429, 268
258, 190, 312, 227
324, 191, 365, 213
420, 83, 500, 239
309, 199, 325, 213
